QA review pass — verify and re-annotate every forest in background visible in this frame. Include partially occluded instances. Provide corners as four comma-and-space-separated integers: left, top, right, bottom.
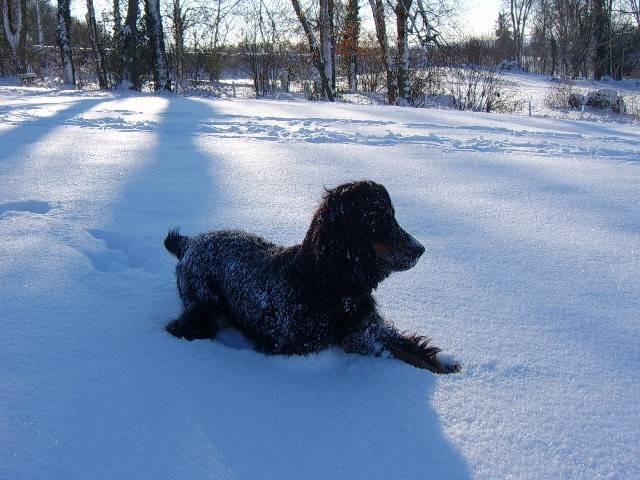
1, 0, 639, 106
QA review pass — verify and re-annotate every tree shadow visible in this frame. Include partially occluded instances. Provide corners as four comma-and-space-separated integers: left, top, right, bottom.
0, 97, 107, 163
82, 96, 226, 273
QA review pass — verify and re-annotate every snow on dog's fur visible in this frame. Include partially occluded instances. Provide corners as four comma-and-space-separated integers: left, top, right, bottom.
165, 180, 460, 373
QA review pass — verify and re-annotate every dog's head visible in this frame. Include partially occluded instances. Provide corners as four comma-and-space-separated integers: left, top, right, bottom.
303, 181, 425, 295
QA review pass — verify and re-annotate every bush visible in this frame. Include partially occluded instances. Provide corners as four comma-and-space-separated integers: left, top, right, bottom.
409, 67, 444, 107
620, 95, 639, 119
544, 81, 574, 108
445, 64, 507, 112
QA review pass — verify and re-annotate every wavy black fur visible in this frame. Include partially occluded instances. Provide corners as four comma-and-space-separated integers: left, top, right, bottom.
165, 180, 460, 374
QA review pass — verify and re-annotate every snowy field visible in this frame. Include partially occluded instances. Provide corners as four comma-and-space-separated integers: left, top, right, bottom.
501, 71, 640, 120
1, 86, 639, 479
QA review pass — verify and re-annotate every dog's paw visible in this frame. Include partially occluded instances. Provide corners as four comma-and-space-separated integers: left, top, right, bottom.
436, 353, 462, 374
166, 319, 190, 340
166, 320, 180, 337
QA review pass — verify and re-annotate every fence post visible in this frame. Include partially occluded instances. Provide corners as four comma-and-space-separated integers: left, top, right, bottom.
232, 81, 236, 98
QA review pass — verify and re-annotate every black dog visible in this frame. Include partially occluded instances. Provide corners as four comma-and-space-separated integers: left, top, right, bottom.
165, 181, 460, 374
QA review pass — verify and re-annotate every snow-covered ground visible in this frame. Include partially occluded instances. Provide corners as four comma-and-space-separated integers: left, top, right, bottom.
502, 71, 640, 120
1, 86, 638, 479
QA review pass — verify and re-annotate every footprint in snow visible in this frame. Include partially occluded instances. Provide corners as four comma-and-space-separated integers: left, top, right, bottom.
0, 200, 52, 218
81, 229, 165, 273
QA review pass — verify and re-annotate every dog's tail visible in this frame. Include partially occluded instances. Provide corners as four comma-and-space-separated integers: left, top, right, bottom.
164, 228, 189, 260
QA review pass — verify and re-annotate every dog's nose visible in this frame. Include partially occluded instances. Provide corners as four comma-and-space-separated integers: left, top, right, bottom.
404, 232, 425, 258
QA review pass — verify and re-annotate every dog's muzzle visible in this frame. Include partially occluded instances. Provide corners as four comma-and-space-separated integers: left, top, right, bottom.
375, 220, 425, 272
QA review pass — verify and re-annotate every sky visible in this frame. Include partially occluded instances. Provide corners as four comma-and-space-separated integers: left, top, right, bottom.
71, 0, 503, 38
464, 0, 502, 36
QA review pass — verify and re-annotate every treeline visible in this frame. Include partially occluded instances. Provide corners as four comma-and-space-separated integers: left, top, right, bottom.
1, 0, 638, 99
0, 0, 454, 101
0, 0, 169, 89
496, 0, 639, 79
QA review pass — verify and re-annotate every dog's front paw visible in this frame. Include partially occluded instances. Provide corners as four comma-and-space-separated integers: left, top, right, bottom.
436, 353, 462, 374
166, 319, 186, 339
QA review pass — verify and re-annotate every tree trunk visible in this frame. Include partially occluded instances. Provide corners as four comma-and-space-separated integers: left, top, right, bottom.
110, 0, 123, 83
329, 0, 336, 94
290, 0, 334, 101
509, 0, 533, 68
550, 34, 556, 76
34, 0, 43, 44
119, 0, 140, 89
592, 0, 608, 79
172, 0, 185, 86
56, 0, 75, 86
113, 0, 122, 35
343, 0, 359, 92
319, 0, 335, 100
369, 0, 396, 104
395, 0, 413, 105
86, 0, 108, 88
145, 0, 170, 91
2, 0, 23, 71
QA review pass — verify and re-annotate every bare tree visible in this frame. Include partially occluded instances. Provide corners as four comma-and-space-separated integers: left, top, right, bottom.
412, 0, 441, 47
202, 0, 241, 81
86, 0, 108, 88
2, 0, 25, 71
34, 0, 43, 45
319, 0, 335, 97
592, 0, 611, 80
240, 0, 288, 97
369, 0, 396, 104
395, 0, 413, 104
341, 0, 359, 92
145, 0, 171, 90
507, 0, 534, 67
169, 0, 191, 86
113, 0, 122, 37
56, 0, 75, 86
119, 0, 140, 89
110, 0, 124, 83
619, 0, 639, 27
290, 0, 334, 100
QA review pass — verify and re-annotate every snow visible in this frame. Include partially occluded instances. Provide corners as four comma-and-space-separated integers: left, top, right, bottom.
1, 85, 639, 479
502, 71, 640, 120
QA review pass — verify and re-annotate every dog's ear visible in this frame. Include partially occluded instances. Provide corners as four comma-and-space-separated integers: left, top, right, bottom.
303, 184, 384, 295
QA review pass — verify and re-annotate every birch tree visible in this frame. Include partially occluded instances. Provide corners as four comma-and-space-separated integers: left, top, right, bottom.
145, 0, 171, 90
171, 0, 186, 85
395, 0, 413, 104
290, 0, 334, 100
2, 0, 24, 70
86, 0, 108, 88
412, 0, 440, 47
56, 0, 75, 86
319, 0, 335, 98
